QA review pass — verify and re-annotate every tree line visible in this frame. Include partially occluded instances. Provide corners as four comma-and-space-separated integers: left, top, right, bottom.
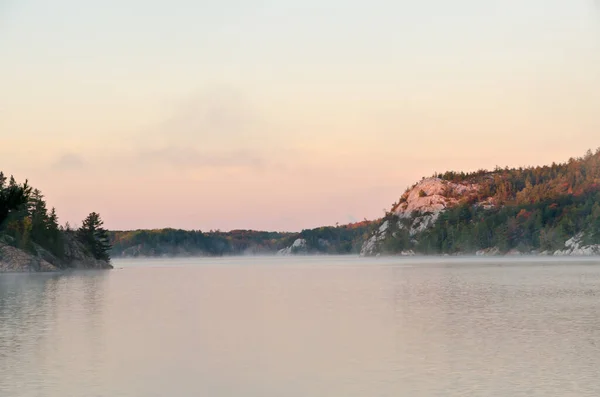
110, 221, 377, 257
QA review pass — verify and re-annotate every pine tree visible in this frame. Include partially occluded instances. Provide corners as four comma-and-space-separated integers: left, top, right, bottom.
29, 189, 49, 244
78, 212, 111, 262
0, 176, 31, 228
47, 208, 64, 258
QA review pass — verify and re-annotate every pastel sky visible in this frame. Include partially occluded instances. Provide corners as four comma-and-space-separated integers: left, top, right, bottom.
1, 0, 599, 231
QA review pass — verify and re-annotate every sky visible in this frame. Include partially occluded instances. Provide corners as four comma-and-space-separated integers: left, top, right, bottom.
1, 0, 600, 231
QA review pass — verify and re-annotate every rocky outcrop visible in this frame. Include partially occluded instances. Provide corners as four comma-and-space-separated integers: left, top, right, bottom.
476, 247, 501, 256
392, 178, 481, 236
360, 221, 389, 256
423, 236, 600, 257
553, 233, 600, 256
0, 232, 112, 273
277, 238, 307, 256
0, 244, 59, 273
62, 233, 112, 269
391, 177, 481, 216
361, 178, 482, 256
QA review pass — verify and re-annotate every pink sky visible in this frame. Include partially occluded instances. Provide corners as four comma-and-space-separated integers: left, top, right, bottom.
2, 1, 599, 231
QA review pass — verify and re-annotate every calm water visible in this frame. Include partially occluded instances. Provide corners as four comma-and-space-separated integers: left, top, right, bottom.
1, 256, 600, 397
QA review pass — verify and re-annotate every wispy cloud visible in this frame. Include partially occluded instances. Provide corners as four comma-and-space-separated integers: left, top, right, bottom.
145, 85, 262, 150
137, 146, 265, 170
41, 87, 295, 177
129, 85, 293, 173
52, 153, 87, 171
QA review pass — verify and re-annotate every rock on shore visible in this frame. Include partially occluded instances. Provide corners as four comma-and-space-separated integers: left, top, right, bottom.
0, 244, 59, 272
0, 232, 112, 273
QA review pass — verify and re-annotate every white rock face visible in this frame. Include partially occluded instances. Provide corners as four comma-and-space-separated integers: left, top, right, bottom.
476, 247, 500, 256
395, 177, 481, 237
359, 221, 389, 256
408, 213, 439, 236
277, 238, 307, 256
361, 178, 481, 256
392, 178, 481, 217
553, 233, 600, 256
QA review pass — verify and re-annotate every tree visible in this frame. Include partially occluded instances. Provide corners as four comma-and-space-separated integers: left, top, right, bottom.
78, 212, 111, 262
0, 176, 31, 228
46, 208, 64, 258
29, 189, 49, 244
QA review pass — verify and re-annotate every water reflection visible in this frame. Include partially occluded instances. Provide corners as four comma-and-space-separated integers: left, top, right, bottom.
1, 260, 600, 397
0, 272, 109, 397
386, 264, 600, 395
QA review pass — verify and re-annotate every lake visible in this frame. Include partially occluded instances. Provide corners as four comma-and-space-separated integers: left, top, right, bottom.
1, 256, 600, 396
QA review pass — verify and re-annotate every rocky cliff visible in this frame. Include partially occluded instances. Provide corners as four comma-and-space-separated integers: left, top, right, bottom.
0, 244, 59, 272
360, 151, 600, 257
361, 177, 481, 256
61, 232, 112, 270
277, 238, 308, 255
0, 233, 112, 273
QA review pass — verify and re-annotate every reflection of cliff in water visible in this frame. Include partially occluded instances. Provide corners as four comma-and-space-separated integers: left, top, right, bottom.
0, 272, 109, 387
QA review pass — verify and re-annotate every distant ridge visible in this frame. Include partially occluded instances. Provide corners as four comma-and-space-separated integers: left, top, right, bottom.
109, 221, 377, 258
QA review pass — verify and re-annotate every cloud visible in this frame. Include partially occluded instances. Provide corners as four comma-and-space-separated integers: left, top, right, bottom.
137, 146, 265, 170
124, 85, 291, 174
145, 85, 263, 150
52, 153, 87, 171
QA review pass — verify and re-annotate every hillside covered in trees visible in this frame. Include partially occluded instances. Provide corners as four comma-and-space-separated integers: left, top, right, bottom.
109, 221, 377, 258
362, 148, 600, 256
0, 172, 112, 271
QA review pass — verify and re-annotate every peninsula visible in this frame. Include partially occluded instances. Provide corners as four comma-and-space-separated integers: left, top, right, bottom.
0, 173, 112, 272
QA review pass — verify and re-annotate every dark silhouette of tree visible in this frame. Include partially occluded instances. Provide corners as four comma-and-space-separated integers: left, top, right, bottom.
78, 212, 111, 262
0, 174, 32, 229
1, 171, 110, 268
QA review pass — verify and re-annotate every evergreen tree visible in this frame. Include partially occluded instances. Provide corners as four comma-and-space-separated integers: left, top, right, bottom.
29, 189, 49, 244
46, 208, 64, 258
0, 176, 31, 228
78, 212, 111, 262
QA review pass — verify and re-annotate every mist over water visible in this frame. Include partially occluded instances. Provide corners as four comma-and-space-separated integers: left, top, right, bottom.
2, 257, 600, 396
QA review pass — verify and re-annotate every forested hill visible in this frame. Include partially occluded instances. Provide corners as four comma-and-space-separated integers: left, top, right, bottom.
109, 221, 377, 257
361, 148, 600, 256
